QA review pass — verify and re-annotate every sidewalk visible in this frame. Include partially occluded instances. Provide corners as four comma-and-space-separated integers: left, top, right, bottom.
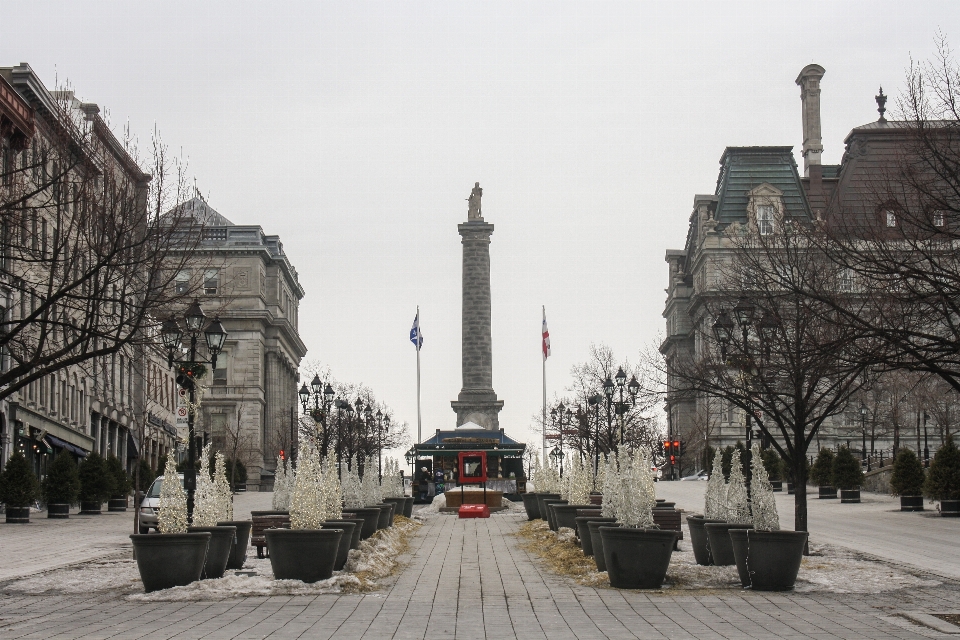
2, 502, 958, 639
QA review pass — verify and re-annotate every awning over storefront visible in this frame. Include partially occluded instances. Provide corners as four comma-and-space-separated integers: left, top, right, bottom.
46, 434, 89, 458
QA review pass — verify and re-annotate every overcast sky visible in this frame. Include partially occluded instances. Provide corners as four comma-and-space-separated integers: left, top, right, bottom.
3, 1, 957, 458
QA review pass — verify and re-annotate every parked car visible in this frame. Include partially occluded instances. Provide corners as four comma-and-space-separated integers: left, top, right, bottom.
680, 470, 709, 481
651, 466, 663, 481
138, 473, 184, 533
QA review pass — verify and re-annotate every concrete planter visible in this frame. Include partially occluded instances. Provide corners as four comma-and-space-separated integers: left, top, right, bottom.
543, 499, 568, 532
599, 527, 678, 590
5, 506, 30, 523
729, 529, 808, 591
373, 503, 394, 528
589, 520, 619, 572
771, 480, 783, 492
217, 520, 253, 570
79, 501, 102, 514
265, 528, 342, 583
130, 532, 210, 592
332, 518, 365, 549
941, 499, 960, 517
402, 497, 414, 518
703, 522, 754, 566
383, 498, 406, 521
521, 492, 541, 520
346, 508, 382, 539
187, 526, 237, 579
47, 503, 70, 519
551, 504, 593, 532
839, 489, 861, 503
321, 522, 355, 570
686, 515, 726, 566
899, 495, 924, 511
575, 516, 616, 556
818, 486, 837, 499
535, 493, 561, 521
108, 496, 128, 512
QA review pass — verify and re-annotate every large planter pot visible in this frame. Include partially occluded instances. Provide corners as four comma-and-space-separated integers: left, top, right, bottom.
333, 518, 365, 549
787, 483, 795, 494
656, 501, 676, 509
321, 521, 356, 571
187, 526, 237, 579
384, 498, 406, 521
576, 508, 602, 518
552, 504, 592, 532
771, 481, 783, 492
130, 532, 211, 593
47, 503, 70, 519
348, 508, 382, 539
218, 520, 253, 570
543, 499, 568, 531
686, 515, 726, 566
818, 486, 837, 499
589, 520, 619, 572
729, 529, 808, 591
79, 501, 102, 514
402, 496, 414, 518
589, 493, 603, 506
373, 503, 394, 528
265, 528, 342, 582
941, 499, 960, 517
251, 510, 289, 517
521, 492, 541, 520
839, 489, 860, 504
108, 496, 128, 512
5, 506, 30, 523
600, 527, 678, 589
535, 493, 561, 521
576, 516, 616, 556
703, 522, 754, 566
899, 495, 924, 512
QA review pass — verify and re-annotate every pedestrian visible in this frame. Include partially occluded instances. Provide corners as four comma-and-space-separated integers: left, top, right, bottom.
419, 466, 430, 502
434, 467, 445, 494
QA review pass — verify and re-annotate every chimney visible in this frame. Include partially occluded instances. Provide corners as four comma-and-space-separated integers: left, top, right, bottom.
795, 64, 826, 178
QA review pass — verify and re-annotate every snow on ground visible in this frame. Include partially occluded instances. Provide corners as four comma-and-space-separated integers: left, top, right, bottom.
4, 518, 421, 601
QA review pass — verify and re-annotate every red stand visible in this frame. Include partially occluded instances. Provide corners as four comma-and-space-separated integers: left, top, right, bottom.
458, 504, 490, 518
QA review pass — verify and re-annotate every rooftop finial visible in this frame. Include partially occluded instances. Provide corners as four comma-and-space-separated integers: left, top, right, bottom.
876, 86, 887, 123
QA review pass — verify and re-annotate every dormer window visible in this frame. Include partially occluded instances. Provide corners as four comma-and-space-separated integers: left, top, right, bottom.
885, 211, 897, 227
746, 183, 784, 237
933, 211, 945, 227
757, 205, 775, 235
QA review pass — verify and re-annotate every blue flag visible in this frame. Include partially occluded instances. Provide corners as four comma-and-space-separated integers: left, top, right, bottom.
410, 311, 423, 350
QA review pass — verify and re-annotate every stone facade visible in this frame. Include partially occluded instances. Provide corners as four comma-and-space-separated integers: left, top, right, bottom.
451, 212, 503, 429
168, 199, 306, 490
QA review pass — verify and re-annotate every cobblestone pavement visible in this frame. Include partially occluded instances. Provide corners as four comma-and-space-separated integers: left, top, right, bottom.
3, 500, 960, 639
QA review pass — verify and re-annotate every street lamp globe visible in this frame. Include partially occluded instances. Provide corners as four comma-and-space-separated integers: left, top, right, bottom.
712, 309, 734, 344
185, 299, 206, 332
615, 366, 627, 388
311, 374, 322, 395
405, 447, 416, 466
323, 384, 335, 403
603, 376, 615, 399
298, 383, 311, 409
161, 317, 183, 350
733, 297, 756, 328
203, 317, 227, 353
628, 375, 640, 399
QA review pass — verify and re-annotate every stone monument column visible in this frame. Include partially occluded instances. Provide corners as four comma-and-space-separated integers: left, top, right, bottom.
452, 183, 504, 429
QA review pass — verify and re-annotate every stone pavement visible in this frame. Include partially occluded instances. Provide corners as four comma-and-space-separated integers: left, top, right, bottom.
2, 499, 959, 639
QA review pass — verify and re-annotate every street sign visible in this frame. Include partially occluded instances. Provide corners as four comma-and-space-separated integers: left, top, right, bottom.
177, 387, 188, 428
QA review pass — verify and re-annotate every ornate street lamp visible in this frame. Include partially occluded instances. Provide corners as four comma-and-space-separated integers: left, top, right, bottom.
859, 401, 869, 471
712, 309, 735, 359
162, 300, 228, 523
299, 376, 336, 456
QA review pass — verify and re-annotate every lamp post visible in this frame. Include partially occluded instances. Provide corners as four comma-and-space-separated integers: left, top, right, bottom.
550, 403, 573, 477
588, 393, 603, 486
334, 399, 352, 476
549, 446, 563, 473
376, 409, 384, 482
923, 411, 930, 468
161, 300, 227, 523
603, 375, 615, 451
859, 401, 869, 471
298, 375, 335, 455
613, 367, 641, 445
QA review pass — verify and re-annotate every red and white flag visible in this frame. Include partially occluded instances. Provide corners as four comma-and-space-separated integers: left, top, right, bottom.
542, 306, 551, 361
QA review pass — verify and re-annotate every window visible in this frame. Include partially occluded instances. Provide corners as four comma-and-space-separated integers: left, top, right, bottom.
838, 269, 855, 293
885, 211, 897, 227
213, 352, 227, 384
175, 270, 190, 294
756, 205, 775, 235
204, 269, 219, 295
934, 211, 945, 227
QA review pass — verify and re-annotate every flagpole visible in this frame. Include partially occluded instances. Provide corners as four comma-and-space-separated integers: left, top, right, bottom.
416, 306, 422, 445
542, 305, 547, 464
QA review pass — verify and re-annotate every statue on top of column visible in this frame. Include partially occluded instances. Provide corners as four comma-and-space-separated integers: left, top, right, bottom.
467, 182, 482, 220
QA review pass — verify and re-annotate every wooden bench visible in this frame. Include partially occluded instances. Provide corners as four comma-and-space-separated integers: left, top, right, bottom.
653, 508, 683, 549
251, 514, 290, 558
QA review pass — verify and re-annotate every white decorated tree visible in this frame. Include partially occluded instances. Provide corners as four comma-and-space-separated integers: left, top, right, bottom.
600, 453, 620, 519
530, 456, 543, 492
192, 443, 219, 526
750, 443, 780, 531
704, 448, 727, 520
615, 448, 656, 529
322, 455, 343, 520
271, 455, 291, 511
567, 455, 592, 505
157, 456, 188, 534
341, 456, 363, 509
290, 445, 325, 530
725, 449, 752, 525
213, 451, 233, 522
361, 455, 383, 506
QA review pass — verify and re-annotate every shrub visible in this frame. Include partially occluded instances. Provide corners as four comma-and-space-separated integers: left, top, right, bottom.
105, 455, 131, 497
831, 446, 864, 490
0, 451, 39, 508
135, 459, 154, 493
890, 449, 925, 496
760, 448, 781, 481
810, 448, 835, 486
78, 452, 116, 503
42, 451, 80, 505
226, 458, 247, 488
156, 454, 168, 475
720, 445, 734, 480
924, 436, 960, 501
702, 445, 716, 474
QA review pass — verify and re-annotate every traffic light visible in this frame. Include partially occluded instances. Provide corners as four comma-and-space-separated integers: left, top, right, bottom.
670, 455, 676, 465
673, 440, 681, 456
279, 449, 285, 460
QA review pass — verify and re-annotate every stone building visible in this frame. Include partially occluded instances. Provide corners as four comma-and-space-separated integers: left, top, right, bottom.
166, 198, 306, 490
662, 64, 951, 472
0, 64, 178, 476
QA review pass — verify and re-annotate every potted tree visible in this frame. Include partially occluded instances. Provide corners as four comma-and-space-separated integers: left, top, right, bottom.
266, 446, 344, 582
810, 448, 836, 499
552, 455, 595, 531
130, 456, 211, 592
188, 445, 237, 580
521, 457, 542, 520
42, 451, 80, 518
729, 443, 809, 591
924, 436, 960, 517
598, 449, 678, 589
687, 448, 727, 566
704, 449, 754, 566
761, 448, 783, 491
106, 455, 132, 512
832, 446, 863, 503
341, 456, 380, 539
0, 451, 39, 523
78, 452, 115, 514
890, 448, 925, 511
211, 451, 254, 570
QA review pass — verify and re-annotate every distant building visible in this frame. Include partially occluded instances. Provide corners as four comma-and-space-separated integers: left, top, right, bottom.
165, 198, 306, 490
